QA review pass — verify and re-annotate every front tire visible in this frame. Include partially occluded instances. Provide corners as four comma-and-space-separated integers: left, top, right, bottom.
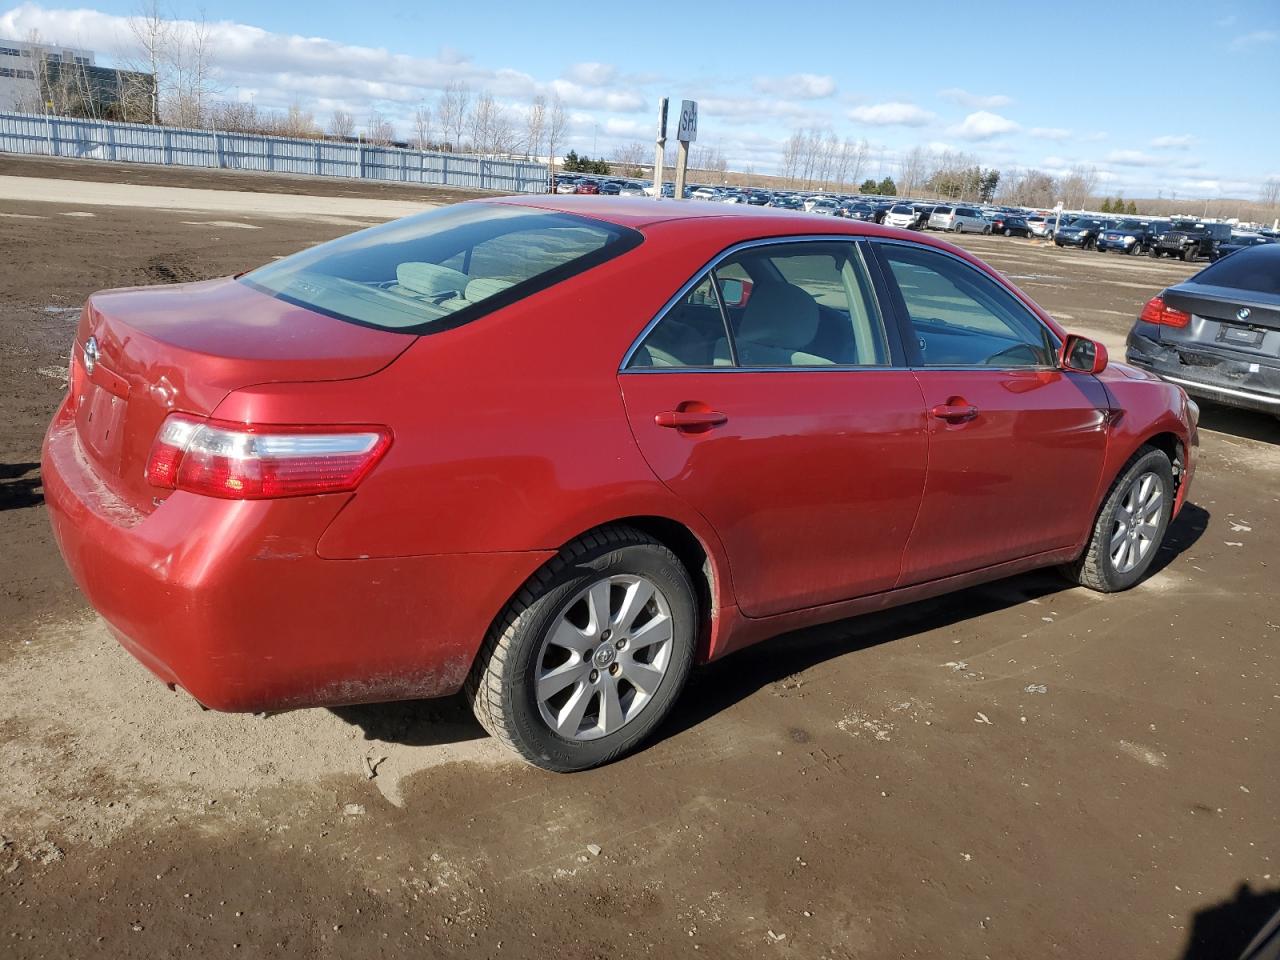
1062, 446, 1174, 593
466, 525, 697, 772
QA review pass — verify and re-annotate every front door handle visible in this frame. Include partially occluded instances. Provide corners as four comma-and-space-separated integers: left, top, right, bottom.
655, 409, 728, 430
655, 407, 727, 435
930, 400, 979, 423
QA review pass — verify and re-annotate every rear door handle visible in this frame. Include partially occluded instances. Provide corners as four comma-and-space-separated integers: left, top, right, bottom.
655, 410, 728, 430
930, 401, 979, 423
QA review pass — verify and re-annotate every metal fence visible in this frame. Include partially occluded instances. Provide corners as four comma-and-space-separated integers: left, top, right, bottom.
0, 111, 550, 194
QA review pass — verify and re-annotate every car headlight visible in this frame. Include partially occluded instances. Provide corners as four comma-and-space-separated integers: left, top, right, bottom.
1123, 235, 1136, 244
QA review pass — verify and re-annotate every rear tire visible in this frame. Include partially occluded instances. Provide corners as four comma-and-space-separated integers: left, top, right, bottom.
466, 525, 697, 772
983, 225, 992, 235
1004, 227, 1014, 237
1062, 446, 1174, 593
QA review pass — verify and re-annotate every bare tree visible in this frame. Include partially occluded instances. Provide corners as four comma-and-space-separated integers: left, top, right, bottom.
412, 104, 432, 149
612, 141, 647, 176
1060, 164, 1098, 209
211, 100, 263, 134
897, 145, 934, 196
280, 101, 315, 138
1259, 177, 1280, 210
524, 95, 547, 160
129, 0, 172, 124
364, 109, 394, 145
167, 9, 216, 127
545, 94, 567, 167
437, 80, 471, 151
328, 109, 355, 139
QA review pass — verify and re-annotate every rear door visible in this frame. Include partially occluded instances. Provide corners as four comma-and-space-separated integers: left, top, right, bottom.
619, 239, 929, 618
869, 240, 1111, 584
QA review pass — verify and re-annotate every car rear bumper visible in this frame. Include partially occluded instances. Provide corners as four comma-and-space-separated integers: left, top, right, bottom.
1126, 329, 1280, 414
41, 407, 553, 712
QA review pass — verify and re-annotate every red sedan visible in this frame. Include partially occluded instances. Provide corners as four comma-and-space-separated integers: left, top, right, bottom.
43, 197, 1198, 771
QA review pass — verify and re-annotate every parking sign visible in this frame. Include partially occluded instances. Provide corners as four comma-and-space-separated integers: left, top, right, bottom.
677, 100, 698, 142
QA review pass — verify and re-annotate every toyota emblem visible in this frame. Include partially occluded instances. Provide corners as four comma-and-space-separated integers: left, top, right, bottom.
1236, 307, 1252, 322
83, 336, 98, 375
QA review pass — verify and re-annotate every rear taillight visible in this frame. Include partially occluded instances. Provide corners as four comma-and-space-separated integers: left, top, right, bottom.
1139, 295, 1191, 328
145, 413, 391, 500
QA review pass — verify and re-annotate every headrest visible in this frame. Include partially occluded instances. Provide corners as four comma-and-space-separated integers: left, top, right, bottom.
464, 278, 515, 302
395, 262, 468, 298
739, 283, 820, 348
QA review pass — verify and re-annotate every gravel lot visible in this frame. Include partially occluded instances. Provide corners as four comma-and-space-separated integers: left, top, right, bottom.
1, 157, 1277, 959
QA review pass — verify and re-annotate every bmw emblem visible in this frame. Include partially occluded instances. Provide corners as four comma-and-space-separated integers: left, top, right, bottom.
1236, 307, 1251, 322
83, 336, 99, 375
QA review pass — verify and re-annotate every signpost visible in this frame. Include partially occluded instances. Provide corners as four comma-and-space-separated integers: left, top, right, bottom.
653, 97, 668, 199
673, 99, 697, 200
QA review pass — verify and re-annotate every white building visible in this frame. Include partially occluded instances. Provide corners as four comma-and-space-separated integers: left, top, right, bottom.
0, 38, 94, 112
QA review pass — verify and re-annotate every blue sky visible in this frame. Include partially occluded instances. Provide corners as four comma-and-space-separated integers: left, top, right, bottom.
3, 0, 1278, 198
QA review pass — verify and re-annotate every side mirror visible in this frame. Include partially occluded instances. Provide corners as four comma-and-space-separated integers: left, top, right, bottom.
1060, 334, 1108, 374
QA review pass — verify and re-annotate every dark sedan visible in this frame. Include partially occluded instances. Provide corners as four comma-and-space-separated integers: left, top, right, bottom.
1126, 244, 1280, 416
1055, 218, 1108, 250
991, 214, 1031, 237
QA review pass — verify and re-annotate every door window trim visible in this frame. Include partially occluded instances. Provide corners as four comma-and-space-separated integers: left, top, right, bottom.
866, 238, 1063, 371
619, 235, 907, 372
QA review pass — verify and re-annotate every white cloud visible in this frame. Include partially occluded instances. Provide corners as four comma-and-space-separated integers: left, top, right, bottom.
938, 88, 1013, 109
848, 101, 936, 126
753, 73, 836, 99
1231, 30, 1277, 48
1107, 149, 1162, 167
953, 111, 1019, 140
1082, 131, 1109, 142
1151, 133, 1196, 149
1029, 127, 1072, 141
565, 62, 618, 86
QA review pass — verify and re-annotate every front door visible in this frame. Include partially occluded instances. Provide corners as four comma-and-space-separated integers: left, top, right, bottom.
619, 240, 928, 618
871, 240, 1111, 585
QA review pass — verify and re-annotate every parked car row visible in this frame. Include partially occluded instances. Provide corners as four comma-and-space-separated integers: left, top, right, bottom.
551, 175, 1276, 264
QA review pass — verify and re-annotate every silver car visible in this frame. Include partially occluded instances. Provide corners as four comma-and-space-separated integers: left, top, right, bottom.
928, 205, 991, 234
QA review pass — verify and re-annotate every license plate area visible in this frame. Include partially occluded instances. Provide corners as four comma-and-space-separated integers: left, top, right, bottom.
1216, 323, 1265, 348
75, 379, 128, 471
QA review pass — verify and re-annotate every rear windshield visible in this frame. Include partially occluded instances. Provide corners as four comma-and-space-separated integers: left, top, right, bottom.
241, 203, 640, 333
1193, 246, 1280, 296
890, 204, 915, 214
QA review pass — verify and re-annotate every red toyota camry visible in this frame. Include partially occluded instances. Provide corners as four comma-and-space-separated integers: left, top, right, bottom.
43, 197, 1198, 771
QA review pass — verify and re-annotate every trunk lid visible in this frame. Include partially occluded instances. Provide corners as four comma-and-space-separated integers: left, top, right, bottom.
1159, 282, 1280, 367
70, 277, 414, 515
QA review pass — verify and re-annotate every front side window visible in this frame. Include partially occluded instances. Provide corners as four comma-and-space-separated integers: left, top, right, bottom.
878, 244, 1055, 367
242, 203, 640, 333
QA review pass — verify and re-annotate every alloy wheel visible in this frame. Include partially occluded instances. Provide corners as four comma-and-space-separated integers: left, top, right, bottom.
1110, 471, 1163, 574
535, 575, 674, 741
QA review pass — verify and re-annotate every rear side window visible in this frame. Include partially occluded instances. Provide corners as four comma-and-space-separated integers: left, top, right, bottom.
242, 204, 640, 333
627, 241, 890, 369
627, 275, 732, 368
1193, 246, 1280, 295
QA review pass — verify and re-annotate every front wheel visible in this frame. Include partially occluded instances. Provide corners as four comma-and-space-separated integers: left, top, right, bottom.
1181, 247, 1197, 262
983, 225, 992, 235
466, 526, 697, 772
1062, 446, 1174, 593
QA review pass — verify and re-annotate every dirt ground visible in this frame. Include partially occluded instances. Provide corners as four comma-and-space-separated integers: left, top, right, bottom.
1, 157, 1278, 960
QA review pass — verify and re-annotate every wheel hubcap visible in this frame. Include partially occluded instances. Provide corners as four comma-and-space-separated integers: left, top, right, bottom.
1110, 471, 1164, 574
535, 574, 674, 741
